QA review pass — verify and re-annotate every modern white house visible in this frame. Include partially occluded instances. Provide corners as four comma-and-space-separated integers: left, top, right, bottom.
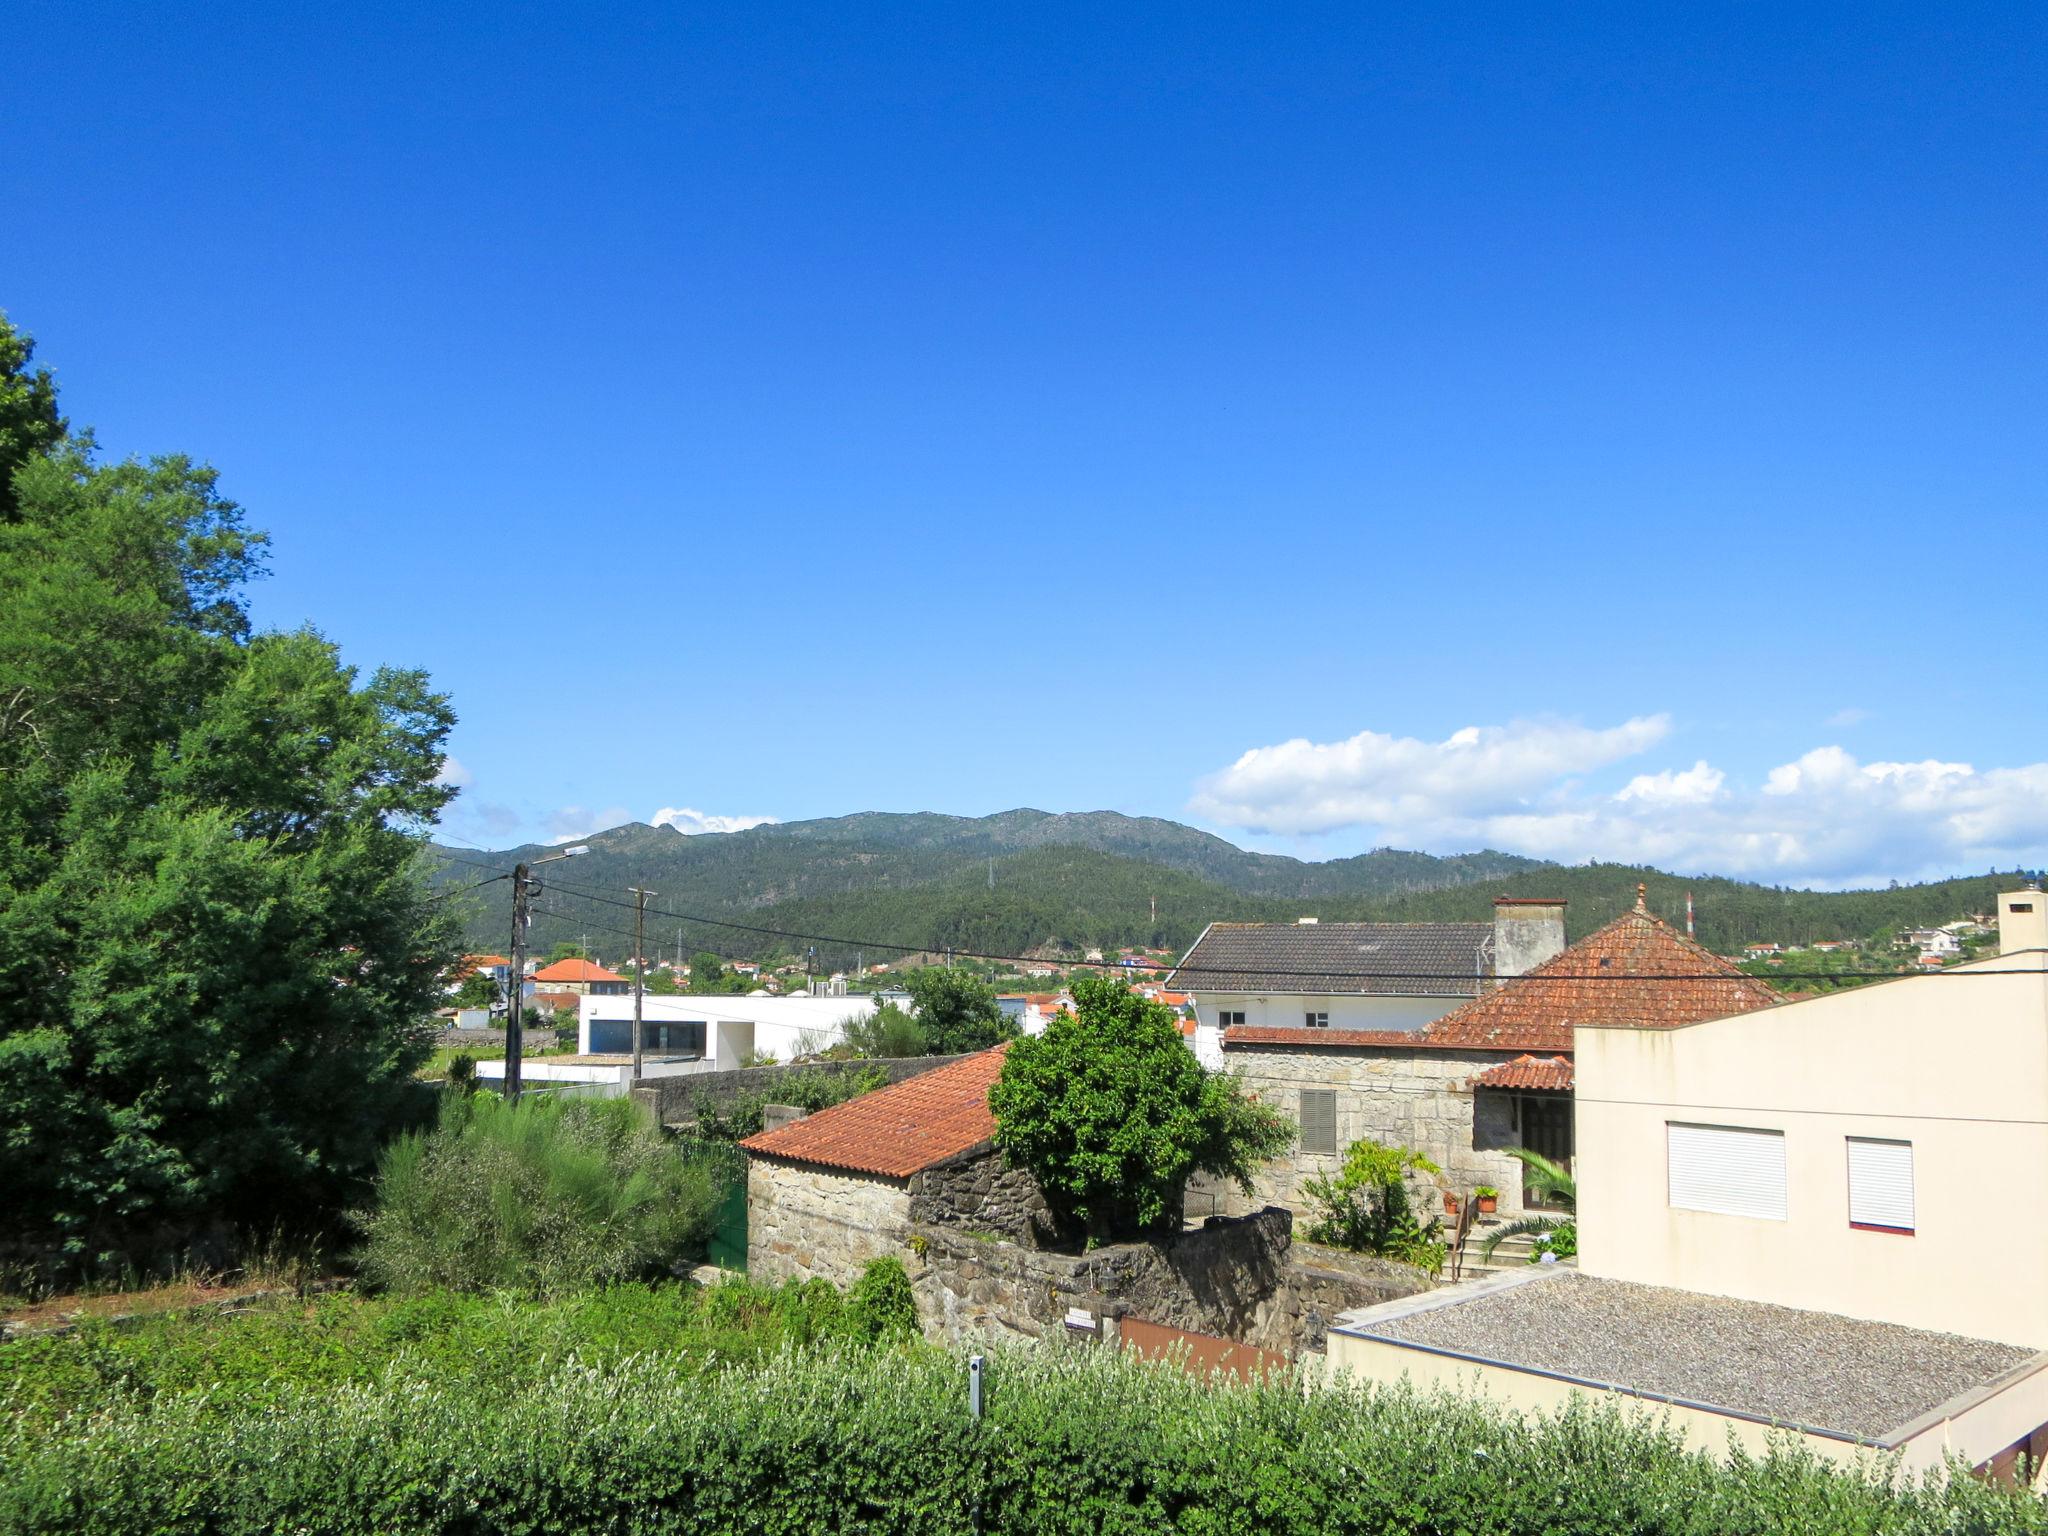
473, 994, 882, 1095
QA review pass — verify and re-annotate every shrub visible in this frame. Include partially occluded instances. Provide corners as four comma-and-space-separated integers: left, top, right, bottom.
990, 975, 1293, 1240
354, 1091, 721, 1296
5, 1343, 2046, 1535
690, 1064, 890, 1140
841, 1003, 930, 1058
1304, 1139, 1445, 1269
846, 1256, 920, 1340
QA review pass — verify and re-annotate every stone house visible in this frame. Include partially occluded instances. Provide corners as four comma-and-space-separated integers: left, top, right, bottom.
739, 1045, 1046, 1287
1219, 889, 1779, 1220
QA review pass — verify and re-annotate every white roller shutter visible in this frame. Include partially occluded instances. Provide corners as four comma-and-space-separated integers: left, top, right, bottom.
1667, 1123, 1787, 1220
1847, 1138, 1914, 1232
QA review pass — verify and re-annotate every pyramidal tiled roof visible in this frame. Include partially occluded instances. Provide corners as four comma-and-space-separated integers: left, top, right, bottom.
1419, 898, 1780, 1054
739, 1046, 1009, 1180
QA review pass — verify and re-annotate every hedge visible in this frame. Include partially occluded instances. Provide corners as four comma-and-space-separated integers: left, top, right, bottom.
4, 1344, 2045, 1535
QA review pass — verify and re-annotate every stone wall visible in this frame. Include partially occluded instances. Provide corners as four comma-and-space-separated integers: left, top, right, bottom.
633, 1053, 974, 1128
907, 1147, 1052, 1245
1223, 1043, 1537, 1218
910, 1207, 1430, 1359
745, 1158, 913, 1288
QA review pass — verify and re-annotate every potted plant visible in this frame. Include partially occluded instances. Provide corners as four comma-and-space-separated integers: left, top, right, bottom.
1474, 1185, 1499, 1215
1443, 1190, 1461, 1216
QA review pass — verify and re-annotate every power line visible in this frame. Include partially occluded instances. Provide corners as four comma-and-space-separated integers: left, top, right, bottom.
514, 872, 2020, 985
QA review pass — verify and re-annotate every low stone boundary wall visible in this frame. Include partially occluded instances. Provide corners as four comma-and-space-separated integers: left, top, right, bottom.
910, 1207, 1431, 1359
633, 1053, 975, 1127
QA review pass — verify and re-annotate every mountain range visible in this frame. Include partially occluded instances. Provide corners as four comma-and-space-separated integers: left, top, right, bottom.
427, 809, 2027, 969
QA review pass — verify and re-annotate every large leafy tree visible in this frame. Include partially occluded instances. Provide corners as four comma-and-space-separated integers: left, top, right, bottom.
988, 974, 1291, 1240
901, 964, 1013, 1054
0, 319, 458, 1279
0, 310, 65, 523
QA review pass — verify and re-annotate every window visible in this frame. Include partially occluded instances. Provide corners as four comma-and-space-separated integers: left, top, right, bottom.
1300, 1089, 1338, 1154
1218, 1010, 1246, 1029
1847, 1138, 1914, 1233
640, 1019, 705, 1058
1667, 1123, 1787, 1220
1305, 1011, 1330, 1028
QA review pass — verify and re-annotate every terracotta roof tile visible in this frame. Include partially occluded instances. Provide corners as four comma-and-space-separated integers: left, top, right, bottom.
532, 958, 625, 984
1471, 1054, 1575, 1091
1224, 901, 1777, 1057
740, 1047, 1009, 1180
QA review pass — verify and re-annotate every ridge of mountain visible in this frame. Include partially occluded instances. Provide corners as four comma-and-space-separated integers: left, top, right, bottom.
428, 809, 2026, 964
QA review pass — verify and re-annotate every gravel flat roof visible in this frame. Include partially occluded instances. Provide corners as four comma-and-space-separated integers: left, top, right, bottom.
1338, 1270, 2040, 1441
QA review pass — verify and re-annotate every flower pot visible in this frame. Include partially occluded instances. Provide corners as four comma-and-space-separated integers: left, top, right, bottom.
1476, 1196, 1498, 1215
1443, 1193, 1460, 1215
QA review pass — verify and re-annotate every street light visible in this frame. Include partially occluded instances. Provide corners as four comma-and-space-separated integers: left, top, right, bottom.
505, 844, 589, 1101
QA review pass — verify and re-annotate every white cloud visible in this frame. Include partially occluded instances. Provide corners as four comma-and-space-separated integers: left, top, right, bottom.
1188, 716, 1672, 837
652, 806, 779, 836
1823, 707, 1872, 728
433, 756, 473, 789
1191, 721, 2048, 886
546, 804, 632, 845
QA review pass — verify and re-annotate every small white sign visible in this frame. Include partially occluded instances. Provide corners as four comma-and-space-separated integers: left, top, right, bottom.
1064, 1307, 1098, 1332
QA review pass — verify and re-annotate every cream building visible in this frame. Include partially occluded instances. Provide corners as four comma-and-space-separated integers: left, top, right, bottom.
1575, 887, 2048, 1347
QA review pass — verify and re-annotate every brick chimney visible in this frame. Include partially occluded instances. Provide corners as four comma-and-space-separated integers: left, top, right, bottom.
1493, 898, 1567, 978
1998, 888, 2047, 954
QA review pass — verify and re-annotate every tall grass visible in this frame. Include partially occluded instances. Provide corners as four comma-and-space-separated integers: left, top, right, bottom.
355, 1091, 723, 1296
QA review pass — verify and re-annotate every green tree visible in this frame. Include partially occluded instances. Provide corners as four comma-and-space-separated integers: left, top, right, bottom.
0, 311, 66, 523
901, 965, 1014, 1054
0, 359, 457, 1282
988, 974, 1292, 1240
452, 971, 499, 1009
687, 951, 747, 995
839, 1002, 927, 1058
542, 941, 589, 965
645, 968, 682, 996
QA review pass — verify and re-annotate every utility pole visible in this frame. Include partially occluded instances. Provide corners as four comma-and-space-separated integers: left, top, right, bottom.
505, 844, 589, 1103
629, 887, 655, 1081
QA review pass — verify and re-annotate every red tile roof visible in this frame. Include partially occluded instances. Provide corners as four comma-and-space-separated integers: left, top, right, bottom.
531, 990, 581, 1013
532, 958, 625, 984
740, 1046, 1009, 1180
1225, 899, 1778, 1056
1471, 1054, 1575, 1091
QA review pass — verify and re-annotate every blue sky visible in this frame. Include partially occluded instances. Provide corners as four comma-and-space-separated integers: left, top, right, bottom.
8, 4, 2045, 884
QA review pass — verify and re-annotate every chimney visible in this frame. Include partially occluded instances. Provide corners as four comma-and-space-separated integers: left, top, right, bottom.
1998, 888, 2047, 954
1493, 898, 1567, 978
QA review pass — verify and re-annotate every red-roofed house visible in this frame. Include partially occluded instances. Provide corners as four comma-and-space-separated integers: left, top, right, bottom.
740, 1048, 1046, 1287
1221, 890, 1779, 1220
530, 957, 630, 995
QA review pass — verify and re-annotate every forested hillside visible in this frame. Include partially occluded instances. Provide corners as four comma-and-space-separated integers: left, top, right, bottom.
430, 814, 2033, 968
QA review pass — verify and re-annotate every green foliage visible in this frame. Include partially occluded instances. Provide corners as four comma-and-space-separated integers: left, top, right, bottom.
0, 391, 457, 1283
990, 975, 1293, 1239
5, 1341, 2046, 1535
355, 1091, 721, 1297
687, 949, 749, 995
1304, 1140, 1446, 1269
845, 1256, 920, 1341
902, 965, 1015, 1053
451, 970, 498, 1008
841, 1001, 930, 1057
542, 941, 589, 964
0, 312, 65, 523
1479, 1148, 1578, 1263
688, 1064, 892, 1141
645, 967, 682, 995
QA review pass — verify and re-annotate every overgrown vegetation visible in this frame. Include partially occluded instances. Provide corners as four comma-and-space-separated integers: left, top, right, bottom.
0, 1266, 918, 1434
990, 975, 1293, 1240
0, 312, 457, 1286
841, 1001, 930, 1056
6, 1341, 2046, 1535
1304, 1139, 1446, 1270
355, 1091, 723, 1297
1478, 1147, 1578, 1264
687, 1063, 891, 1140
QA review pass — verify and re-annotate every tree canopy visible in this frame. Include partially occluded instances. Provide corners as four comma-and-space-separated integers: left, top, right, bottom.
988, 974, 1291, 1240
0, 313, 458, 1280
900, 965, 1014, 1054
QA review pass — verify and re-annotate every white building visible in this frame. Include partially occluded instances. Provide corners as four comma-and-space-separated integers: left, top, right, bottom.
474, 994, 881, 1094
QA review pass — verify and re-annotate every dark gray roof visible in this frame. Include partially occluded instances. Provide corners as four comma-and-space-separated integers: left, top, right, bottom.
1170, 921, 1493, 997
1336, 1269, 2040, 1443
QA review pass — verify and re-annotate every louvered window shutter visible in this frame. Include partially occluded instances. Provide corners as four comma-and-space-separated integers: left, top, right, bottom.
1666, 1123, 1787, 1220
1300, 1090, 1337, 1154
1846, 1138, 1914, 1232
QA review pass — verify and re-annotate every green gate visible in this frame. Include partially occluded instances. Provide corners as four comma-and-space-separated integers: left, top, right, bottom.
674, 1136, 749, 1273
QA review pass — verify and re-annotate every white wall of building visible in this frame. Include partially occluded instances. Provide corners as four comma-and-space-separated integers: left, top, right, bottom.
1188, 991, 1469, 1070
577, 994, 878, 1067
